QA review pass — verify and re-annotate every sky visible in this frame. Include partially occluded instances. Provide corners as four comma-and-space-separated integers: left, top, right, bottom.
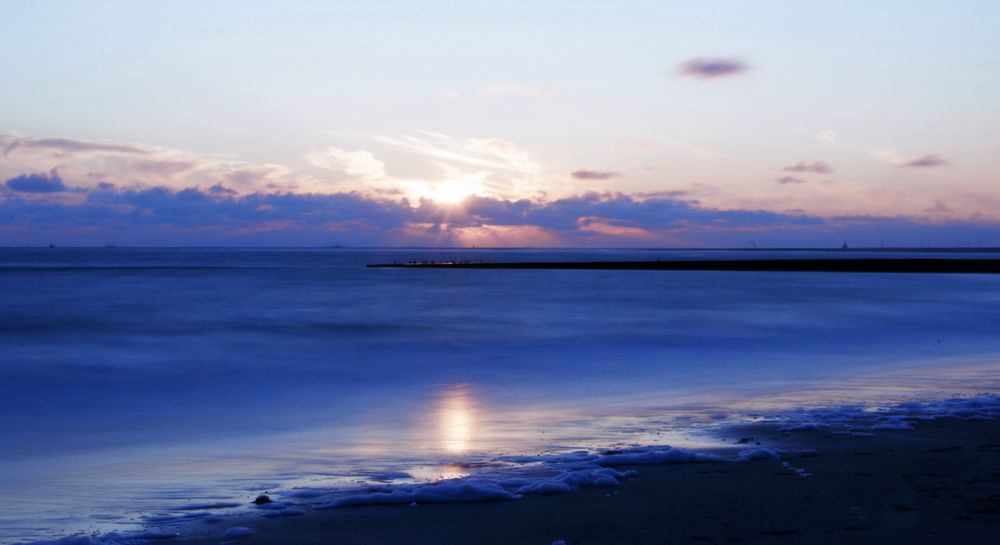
1, 0, 998, 247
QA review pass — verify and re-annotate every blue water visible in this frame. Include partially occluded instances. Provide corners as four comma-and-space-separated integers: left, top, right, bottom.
3, 248, 1000, 542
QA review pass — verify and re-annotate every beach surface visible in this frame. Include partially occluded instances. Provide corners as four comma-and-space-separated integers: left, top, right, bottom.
167, 416, 1000, 545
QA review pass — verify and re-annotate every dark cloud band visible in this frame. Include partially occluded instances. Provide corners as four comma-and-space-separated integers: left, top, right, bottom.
677, 57, 748, 79
783, 161, 833, 174
1, 182, 989, 247
5, 171, 66, 193
571, 170, 618, 180
902, 155, 949, 168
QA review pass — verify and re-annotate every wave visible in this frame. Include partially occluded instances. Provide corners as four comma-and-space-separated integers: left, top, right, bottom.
13, 393, 999, 545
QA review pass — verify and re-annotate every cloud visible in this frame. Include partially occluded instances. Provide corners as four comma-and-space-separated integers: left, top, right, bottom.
367, 131, 546, 199
2, 135, 148, 157
129, 159, 197, 177
902, 154, 949, 168
775, 176, 806, 185
5, 171, 67, 193
925, 200, 952, 214
571, 170, 619, 181
370, 131, 539, 175
2, 131, 990, 248
782, 161, 833, 174
817, 131, 839, 144
676, 57, 748, 79
4, 184, 1000, 248
304, 147, 386, 180
871, 150, 950, 168
0, 131, 555, 206
0, 186, 814, 246
576, 216, 655, 238
0, 132, 326, 196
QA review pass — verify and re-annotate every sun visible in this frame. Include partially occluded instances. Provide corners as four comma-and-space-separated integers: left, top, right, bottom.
421, 177, 482, 204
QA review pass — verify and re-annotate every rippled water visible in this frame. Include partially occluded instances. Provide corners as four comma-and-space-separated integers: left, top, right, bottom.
3, 248, 1000, 542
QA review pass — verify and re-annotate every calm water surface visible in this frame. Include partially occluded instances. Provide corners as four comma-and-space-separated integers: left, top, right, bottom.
3, 248, 1000, 542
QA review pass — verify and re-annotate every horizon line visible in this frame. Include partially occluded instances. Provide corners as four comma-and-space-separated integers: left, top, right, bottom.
4, 245, 1000, 252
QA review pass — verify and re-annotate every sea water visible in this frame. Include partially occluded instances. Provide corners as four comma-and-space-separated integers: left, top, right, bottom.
3, 248, 1000, 542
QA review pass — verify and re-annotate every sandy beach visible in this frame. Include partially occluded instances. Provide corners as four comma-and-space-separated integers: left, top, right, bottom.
167, 416, 1000, 545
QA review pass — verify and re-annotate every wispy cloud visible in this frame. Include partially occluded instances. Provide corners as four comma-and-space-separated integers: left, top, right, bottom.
676, 57, 748, 79
816, 131, 838, 144
776, 176, 806, 185
1, 135, 148, 157
0, 131, 555, 206
369, 131, 540, 175
782, 161, 833, 174
0, 132, 310, 195
571, 170, 618, 181
304, 147, 386, 180
129, 160, 197, 177
902, 154, 949, 168
366, 131, 547, 199
872, 150, 950, 168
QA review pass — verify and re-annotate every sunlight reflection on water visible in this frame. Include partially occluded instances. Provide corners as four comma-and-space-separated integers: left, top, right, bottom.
438, 385, 474, 453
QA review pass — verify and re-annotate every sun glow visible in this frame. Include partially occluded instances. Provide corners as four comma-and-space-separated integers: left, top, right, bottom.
416, 177, 483, 204
439, 386, 474, 453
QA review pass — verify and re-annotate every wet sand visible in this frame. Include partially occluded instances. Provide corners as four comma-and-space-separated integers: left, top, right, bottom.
177, 417, 1000, 545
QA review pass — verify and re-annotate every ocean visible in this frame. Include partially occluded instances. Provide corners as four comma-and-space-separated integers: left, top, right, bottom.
2, 248, 1000, 542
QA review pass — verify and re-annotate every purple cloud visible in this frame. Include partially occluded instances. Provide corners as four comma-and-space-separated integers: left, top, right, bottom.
782, 161, 833, 174
3, 137, 147, 157
5, 171, 67, 193
571, 170, 619, 181
925, 200, 952, 214
0, 185, 819, 246
3, 184, 1000, 248
776, 176, 806, 185
903, 154, 949, 168
677, 57, 748, 79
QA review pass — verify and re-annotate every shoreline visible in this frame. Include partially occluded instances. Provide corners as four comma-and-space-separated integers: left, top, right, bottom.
25, 394, 997, 545
9, 363, 1000, 545
161, 415, 1000, 545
